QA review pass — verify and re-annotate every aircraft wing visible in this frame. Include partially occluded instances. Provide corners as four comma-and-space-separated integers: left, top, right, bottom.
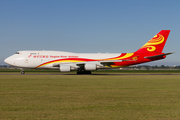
99, 60, 123, 66
144, 52, 174, 59
53, 60, 123, 67
76, 60, 123, 66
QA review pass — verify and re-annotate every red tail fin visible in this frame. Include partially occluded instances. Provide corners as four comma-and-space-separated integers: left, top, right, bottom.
135, 30, 170, 53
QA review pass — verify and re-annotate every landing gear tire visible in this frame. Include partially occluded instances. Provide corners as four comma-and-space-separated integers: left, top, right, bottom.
85, 71, 91, 74
77, 71, 91, 74
20, 68, 25, 74
21, 71, 25, 74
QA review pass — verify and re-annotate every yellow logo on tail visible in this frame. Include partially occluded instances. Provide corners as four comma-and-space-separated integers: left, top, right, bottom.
141, 34, 164, 52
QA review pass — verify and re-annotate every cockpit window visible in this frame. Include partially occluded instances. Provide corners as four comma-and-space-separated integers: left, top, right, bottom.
15, 52, 20, 54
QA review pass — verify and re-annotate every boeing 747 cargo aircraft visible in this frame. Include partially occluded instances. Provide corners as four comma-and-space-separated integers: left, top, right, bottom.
4, 30, 173, 74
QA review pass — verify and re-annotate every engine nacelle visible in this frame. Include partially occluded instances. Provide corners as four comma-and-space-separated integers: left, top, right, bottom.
84, 63, 97, 71
59, 65, 71, 72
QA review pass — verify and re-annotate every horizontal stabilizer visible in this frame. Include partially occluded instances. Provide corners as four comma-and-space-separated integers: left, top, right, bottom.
144, 52, 174, 59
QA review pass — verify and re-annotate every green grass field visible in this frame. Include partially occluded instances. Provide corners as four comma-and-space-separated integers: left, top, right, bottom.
0, 68, 180, 73
1, 73, 180, 119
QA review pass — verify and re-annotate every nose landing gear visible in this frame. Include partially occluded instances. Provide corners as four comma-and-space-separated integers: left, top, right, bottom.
20, 68, 25, 74
21, 71, 25, 74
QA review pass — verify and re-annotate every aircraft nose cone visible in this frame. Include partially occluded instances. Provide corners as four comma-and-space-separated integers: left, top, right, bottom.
4, 57, 13, 65
4, 58, 9, 64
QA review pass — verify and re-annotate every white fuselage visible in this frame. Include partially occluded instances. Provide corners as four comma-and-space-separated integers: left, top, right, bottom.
4, 51, 121, 69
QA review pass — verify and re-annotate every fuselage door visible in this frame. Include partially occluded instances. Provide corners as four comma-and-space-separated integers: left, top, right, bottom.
25, 58, 28, 63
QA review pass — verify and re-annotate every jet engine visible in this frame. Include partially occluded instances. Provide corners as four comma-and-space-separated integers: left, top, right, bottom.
84, 63, 97, 71
59, 64, 71, 72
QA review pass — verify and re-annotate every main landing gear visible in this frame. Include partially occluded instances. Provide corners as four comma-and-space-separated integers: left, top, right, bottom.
77, 70, 92, 74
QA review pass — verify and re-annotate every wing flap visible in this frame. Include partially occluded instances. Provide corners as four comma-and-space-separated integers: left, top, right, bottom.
75, 60, 123, 66
99, 60, 122, 66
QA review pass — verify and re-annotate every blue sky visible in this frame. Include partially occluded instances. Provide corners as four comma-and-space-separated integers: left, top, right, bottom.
0, 0, 179, 65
